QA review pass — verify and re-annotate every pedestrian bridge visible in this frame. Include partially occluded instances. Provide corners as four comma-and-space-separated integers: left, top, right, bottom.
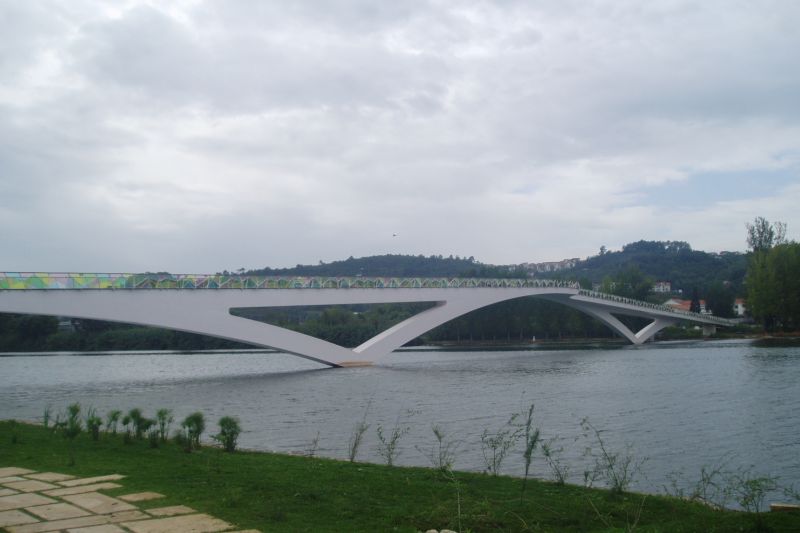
0, 273, 733, 367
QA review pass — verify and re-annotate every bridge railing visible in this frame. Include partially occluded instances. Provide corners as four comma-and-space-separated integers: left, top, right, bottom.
577, 289, 734, 326
0, 273, 734, 325
0, 272, 581, 291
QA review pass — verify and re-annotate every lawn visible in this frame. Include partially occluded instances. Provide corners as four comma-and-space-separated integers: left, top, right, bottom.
1, 420, 798, 532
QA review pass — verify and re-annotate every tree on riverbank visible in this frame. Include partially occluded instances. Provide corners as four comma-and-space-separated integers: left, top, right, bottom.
745, 218, 800, 331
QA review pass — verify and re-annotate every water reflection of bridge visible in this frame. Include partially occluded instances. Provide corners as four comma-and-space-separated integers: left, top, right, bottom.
0, 273, 733, 367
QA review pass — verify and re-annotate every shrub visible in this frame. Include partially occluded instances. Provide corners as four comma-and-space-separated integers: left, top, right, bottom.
182, 412, 205, 450
105, 410, 122, 434
147, 427, 160, 448
213, 416, 242, 452
85, 408, 102, 441
42, 405, 52, 429
156, 408, 173, 442
173, 428, 190, 452
63, 403, 82, 441
121, 415, 132, 444
128, 408, 145, 439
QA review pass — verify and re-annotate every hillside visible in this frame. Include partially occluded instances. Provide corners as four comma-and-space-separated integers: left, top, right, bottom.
242, 254, 518, 278
240, 241, 748, 297
561, 241, 748, 296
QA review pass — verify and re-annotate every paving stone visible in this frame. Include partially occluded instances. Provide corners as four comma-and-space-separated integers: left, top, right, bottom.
105, 510, 149, 522
121, 514, 233, 533
25, 472, 75, 482
0, 510, 39, 528
119, 492, 164, 503
3, 480, 58, 493
25, 503, 92, 521
6, 514, 108, 533
0, 494, 57, 512
0, 468, 35, 478
62, 492, 136, 515
58, 475, 125, 487
67, 526, 127, 533
0, 488, 19, 497
145, 505, 195, 517
0, 476, 28, 483
43, 483, 123, 497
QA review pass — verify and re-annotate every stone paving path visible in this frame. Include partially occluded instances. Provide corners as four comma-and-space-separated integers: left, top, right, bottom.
0, 467, 260, 533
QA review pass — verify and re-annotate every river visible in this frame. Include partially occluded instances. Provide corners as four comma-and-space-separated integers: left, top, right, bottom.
1, 339, 798, 505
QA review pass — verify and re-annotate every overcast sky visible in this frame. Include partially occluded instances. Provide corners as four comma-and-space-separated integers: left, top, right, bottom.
2, 0, 799, 273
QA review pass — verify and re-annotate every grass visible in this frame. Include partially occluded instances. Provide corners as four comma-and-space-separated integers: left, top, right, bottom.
2, 420, 799, 532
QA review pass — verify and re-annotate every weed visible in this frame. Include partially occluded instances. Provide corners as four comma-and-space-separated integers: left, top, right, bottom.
376, 410, 415, 466
541, 437, 570, 485
520, 403, 541, 494
213, 416, 242, 452
441, 467, 463, 533
417, 424, 459, 471
347, 420, 370, 463
42, 405, 51, 429
480, 413, 522, 476
664, 460, 731, 508
305, 431, 320, 457
724, 467, 779, 513
581, 418, 645, 494
347, 402, 371, 462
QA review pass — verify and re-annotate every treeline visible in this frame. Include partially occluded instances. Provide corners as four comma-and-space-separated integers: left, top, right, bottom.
0, 314, 248, 352
241, 253, 520, 279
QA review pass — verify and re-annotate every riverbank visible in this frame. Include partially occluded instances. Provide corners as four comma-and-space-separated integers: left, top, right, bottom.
1, 421, 797, 532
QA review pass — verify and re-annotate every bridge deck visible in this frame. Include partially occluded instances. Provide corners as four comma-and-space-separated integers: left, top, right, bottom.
0, 272, 733, 327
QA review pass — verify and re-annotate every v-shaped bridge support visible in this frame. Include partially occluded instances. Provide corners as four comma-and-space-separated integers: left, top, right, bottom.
0, 286, 711, 367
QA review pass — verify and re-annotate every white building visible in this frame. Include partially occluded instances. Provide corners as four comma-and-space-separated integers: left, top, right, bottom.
653, 281, 672, 293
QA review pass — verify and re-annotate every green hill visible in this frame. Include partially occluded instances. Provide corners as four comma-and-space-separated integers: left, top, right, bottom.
558, 241, 748, 297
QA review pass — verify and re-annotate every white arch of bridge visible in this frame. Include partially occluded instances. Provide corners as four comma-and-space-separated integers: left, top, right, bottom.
0, 287, 726, 367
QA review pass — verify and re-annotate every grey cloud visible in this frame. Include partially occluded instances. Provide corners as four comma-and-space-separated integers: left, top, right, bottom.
2, 0, 799, 272
73, 4, 451, 114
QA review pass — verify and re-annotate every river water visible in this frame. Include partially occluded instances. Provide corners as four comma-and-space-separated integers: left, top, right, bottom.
1, 339, 798, 504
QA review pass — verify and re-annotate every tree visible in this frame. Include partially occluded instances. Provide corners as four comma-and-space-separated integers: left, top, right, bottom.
705, 282, 735, 318
746, 217, 787, 253
690, 288, 702, 314
611, 265, 653, 301
747, 242, 800, 331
